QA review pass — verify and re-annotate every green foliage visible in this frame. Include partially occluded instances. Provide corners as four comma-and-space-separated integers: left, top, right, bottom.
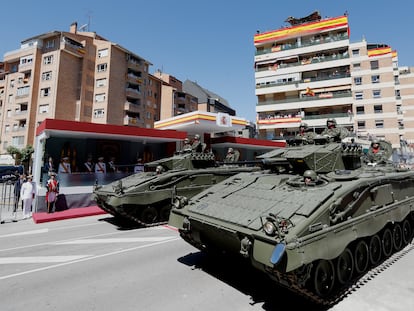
20, 145, 34, 162
6, 145, 34, 169
6, 146, 21, 159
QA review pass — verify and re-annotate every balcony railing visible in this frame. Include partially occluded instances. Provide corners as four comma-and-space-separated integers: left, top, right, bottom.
256, 72, 351, 89
255, 32, 349, 56
256, 53, 349, 72
257, 90, 352, 106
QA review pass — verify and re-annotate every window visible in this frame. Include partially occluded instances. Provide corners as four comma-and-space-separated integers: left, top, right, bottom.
8, 94, 13, 103
355, 91, 363, 100
16, 86, 30, 97
5, 125, 10, 132
20, 55, 33, 65
7, 109, 11, 117
39, 104, 49, 114
352, 49, 359, 56
40, 87, 51, 97
354, 77, 362, 85
43, 55, 53, 65
357, 121, 366, 129
375, 120, 384, 128
398, 120, 404, 129
42, 71, 52, 81
98, 49, 108, 58
353, 63, 361, 70
46, 40, 55, 49
12, 136, 24, 146
95, 93, 105, 102
10, 79, 15, 87
374, 105, 383, 113
371, 75, 380, 83
395, 89, 401, 99
370, 60, 379, 70
356, 106, 365, 114
146, 111, 151, 119
94, 108, 105, 118
372, 89, 381, 98
97, 63, 107, 72
96, 78, 107, 87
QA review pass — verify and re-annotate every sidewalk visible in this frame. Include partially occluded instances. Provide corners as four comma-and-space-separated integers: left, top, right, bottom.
1, 206, 107, 224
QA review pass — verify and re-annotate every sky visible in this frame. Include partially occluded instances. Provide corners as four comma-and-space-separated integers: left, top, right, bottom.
1, 0, 413, 123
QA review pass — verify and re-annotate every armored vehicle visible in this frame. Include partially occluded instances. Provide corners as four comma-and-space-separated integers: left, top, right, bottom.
92, 151, 260, 226
169, 137, 414, 305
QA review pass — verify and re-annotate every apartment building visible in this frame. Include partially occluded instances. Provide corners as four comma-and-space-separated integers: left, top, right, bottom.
152, 71, 198, 120
254, 12, 411, 147
0, 22, 152, 151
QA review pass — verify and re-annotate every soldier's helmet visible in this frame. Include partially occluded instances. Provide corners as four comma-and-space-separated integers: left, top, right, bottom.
184, 138, 190, 143
194, 134, 200, 140
303, 170, 318, 181
371, 139, 380, 147
326, 118, 337, 129
299, 122, 308, 130
228, 147, 234, 153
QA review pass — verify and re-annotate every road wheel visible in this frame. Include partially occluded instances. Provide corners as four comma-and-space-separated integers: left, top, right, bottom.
401, 219, 412, 246
369, 234, 382, 266
382, 228, 393, 258
159, 205, 172, 221
336, 248, 354, 285
313, 259, 335, 297
354, 240, 369, 275
140, 207, 158, 224
392, 223, 403, 251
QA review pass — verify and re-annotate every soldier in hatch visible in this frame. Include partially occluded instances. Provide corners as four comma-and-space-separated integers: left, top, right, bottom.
321, 118, 349, 142
296, 122, 315, 144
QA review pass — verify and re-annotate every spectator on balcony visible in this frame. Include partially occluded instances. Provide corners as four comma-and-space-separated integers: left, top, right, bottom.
95, 157, 107, 174
58, 157, 71, 174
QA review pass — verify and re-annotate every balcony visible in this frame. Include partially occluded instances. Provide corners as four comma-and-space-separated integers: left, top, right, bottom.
256, 72, 351, 90
255, 32, 349, 56
256, 53, 349, 72
123, 116, 143, 126
124, 101, 141, 113
125, 88, 141, 99
257, 90, 352, 106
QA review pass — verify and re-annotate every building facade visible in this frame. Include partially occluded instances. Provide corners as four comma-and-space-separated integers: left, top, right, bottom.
0, 22, 152, 152
254, 13, 414, 147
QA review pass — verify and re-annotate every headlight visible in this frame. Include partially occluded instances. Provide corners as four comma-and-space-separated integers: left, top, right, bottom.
263, 221, 277, 236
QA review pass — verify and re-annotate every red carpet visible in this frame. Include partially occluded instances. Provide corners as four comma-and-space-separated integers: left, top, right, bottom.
33, 206, 107, 224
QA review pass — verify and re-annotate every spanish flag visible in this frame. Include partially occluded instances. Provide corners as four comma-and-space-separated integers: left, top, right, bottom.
305, 87, 315, 96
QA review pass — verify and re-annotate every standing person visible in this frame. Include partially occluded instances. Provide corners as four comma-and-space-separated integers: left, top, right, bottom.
182, 138, 192, 152
191, 134, 203, 153
13, 173, 25, 218
58, 156, 72, 174
84, 156, 94, 173
108, 157, 117, 173
95, 157, 107, 174
134, 158, 145, 173
45, 156, 55, 174
46, 172, 59, 213
20, 175, 35, 219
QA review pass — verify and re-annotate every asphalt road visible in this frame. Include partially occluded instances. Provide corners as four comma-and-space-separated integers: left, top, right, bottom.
0, 215, 413, 311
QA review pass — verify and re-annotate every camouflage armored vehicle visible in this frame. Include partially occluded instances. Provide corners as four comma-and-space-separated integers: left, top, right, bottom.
92, 150, 260, 226
169, 138, 414, 305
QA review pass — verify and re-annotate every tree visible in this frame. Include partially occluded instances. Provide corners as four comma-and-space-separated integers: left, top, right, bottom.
6, 145, 34, 172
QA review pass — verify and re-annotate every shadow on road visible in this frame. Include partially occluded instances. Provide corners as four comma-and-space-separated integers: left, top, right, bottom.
178, 251, 330, 311
98, 216, 143, 230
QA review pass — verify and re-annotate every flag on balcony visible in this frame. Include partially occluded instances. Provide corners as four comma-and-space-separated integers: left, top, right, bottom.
305, 87, 315, 96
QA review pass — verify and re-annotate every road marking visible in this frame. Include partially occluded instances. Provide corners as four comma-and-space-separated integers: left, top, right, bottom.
54, 237, 176, 244
0, 237, 180, 280
0, 255, 90, 264
0, 228, 49, 238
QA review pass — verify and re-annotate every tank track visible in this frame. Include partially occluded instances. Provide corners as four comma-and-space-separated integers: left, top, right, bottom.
110, 204, 170, 228
273, 241, 414, 306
